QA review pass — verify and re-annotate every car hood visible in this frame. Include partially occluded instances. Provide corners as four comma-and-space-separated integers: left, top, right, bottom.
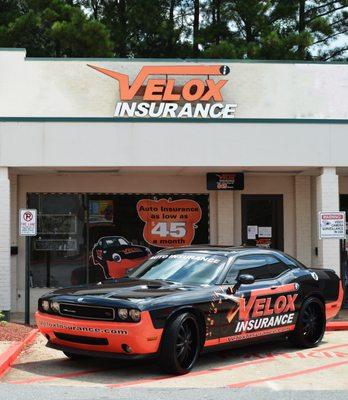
44, 278, 211, 310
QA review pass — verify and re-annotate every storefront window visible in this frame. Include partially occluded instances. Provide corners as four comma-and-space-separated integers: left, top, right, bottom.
28, 193, 210, 288
28, 194, 87, 288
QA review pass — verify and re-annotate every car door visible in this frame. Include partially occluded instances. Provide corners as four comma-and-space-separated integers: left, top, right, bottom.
218, 253, 297, 342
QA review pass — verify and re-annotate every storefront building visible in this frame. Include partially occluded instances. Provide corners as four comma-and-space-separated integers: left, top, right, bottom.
0, 48, 348, 318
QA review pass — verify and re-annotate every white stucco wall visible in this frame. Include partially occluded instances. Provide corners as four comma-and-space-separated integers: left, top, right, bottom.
0, 121, 347, 168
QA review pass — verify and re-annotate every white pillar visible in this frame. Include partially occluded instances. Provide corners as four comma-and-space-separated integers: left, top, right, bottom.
316, 167, 340, 275
295, 176, 312, 266
217, 191, 234, 245
10, 174, 18, 311
0, 167, 11, 316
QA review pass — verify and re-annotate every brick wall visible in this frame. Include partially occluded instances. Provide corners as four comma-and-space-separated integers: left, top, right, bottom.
295, 176, 312, 266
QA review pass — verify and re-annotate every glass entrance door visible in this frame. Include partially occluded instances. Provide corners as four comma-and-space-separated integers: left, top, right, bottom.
241, 195, 284, 250
28, 193, 88, 288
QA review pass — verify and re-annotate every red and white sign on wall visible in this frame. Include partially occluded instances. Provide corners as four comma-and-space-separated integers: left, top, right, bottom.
319, 211, 346, 239
19, 208, 37, 236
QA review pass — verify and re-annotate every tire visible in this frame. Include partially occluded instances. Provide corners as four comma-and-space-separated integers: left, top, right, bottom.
289, 297, 326, 348
63, 351, 87, 360
159, 312, 201, 375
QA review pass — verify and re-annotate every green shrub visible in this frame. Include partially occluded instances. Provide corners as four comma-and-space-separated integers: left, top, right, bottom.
0, 311, 7, 326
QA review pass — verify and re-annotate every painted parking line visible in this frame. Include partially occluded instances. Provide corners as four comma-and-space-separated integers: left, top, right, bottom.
107, 343, 348, 389
228, 359, 348, 388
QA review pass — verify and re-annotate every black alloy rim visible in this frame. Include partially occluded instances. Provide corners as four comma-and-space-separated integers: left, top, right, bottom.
301, 302, 324, 344
176, 317, 198, 369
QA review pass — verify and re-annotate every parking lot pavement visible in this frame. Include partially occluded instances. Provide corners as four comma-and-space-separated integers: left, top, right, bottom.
1, 331, 348, 391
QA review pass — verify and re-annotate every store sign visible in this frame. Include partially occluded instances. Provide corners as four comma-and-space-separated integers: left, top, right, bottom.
207, 172, 244, 190
19, 208, 37, 236
88, 64, 237, 119
136, 198, 202, 247
319, 211, 346, 239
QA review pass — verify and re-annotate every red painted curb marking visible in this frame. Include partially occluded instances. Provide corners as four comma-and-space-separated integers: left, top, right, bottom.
107, 343, 348, 389
228, 359, 348, 388
326, 321, 348, 331
0, 329, 38, 379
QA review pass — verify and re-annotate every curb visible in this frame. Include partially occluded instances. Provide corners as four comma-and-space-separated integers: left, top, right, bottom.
326, 321, 348, 331
0, 329, 38, 378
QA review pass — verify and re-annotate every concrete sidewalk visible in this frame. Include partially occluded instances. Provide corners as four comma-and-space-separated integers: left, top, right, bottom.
2, 331, 348, 390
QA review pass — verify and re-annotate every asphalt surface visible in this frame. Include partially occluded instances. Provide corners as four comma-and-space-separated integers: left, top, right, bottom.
0, 386, 347, 400
1, 331, 347, 399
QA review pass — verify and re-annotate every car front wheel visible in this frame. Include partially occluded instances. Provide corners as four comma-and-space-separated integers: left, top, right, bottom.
159, 312, 200, 375
289, 297, 326, 348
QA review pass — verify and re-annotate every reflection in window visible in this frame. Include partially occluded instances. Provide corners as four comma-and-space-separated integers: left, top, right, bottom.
28, 194, 87, 288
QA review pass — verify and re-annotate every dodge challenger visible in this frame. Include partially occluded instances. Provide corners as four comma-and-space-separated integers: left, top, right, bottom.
36, 246, 343, 375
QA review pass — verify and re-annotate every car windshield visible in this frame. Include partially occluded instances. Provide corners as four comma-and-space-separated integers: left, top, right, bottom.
102, 237, 128, 247
129, 252, 227, 285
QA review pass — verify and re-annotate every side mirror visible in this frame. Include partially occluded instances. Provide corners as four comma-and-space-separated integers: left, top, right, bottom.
238, 274, 255, 285
232, 274, 255, 293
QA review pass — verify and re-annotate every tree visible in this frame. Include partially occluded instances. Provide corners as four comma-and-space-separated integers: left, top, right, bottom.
268, 0, 348, 60
0, 0, 113, 56
0, 0, 347, 60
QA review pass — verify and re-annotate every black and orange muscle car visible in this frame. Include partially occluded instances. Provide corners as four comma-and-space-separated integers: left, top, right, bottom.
36, 246, 343, 375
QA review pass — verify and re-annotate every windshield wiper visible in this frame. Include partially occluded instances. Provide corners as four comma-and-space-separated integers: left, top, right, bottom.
152, 279, 178, 285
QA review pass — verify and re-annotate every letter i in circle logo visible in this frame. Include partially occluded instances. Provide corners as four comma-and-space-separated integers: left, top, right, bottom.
220, 65, 230, 75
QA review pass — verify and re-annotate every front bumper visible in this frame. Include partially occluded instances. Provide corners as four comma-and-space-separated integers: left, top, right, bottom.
35, 311, 163, 356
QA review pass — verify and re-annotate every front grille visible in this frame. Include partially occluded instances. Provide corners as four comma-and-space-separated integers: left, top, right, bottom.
54, 332, 108, 345
59, 303, 115, 321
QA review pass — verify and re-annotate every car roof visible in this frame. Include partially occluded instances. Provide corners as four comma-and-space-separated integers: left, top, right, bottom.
100, 236, 125, 240
158, 245, 282, 257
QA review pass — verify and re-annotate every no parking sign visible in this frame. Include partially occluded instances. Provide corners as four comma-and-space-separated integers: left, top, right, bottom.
19, 208, 37, 236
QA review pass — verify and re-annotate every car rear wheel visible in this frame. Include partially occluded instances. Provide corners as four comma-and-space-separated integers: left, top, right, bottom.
289, 297, 325, 348
159, 312, 200, 375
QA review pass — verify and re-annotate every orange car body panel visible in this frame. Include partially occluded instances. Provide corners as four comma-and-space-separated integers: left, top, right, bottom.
35, 311, 163, 355
106, 256, 149, 278
325, 280, 344, 320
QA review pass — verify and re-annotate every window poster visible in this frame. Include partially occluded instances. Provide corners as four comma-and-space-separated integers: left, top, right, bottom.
88, 194, 209, 281
89, 200, 114, 224
136, 198, 202, 247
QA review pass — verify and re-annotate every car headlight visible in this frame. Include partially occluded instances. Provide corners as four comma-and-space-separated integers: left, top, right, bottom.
42, 300, 50, 312
118, 308, 128, 320
129, 309, 141, 322
51, 301, 60, 313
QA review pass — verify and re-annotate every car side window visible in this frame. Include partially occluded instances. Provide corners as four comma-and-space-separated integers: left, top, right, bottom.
118, 238, 128, 245
225, 254, 290, 283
